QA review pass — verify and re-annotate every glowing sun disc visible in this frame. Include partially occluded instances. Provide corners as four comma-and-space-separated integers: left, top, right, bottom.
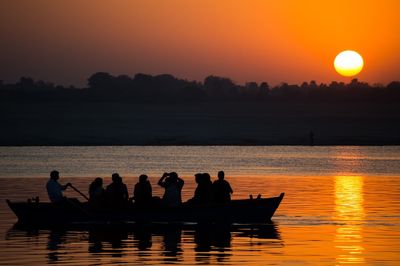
334, 50, 364, 77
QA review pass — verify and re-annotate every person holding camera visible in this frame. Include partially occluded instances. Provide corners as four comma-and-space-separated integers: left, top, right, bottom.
158, 172, 184, 207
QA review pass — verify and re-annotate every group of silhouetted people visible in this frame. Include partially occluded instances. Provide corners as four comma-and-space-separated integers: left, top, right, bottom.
46, 170, 233, 209
88, 173, 130, 209
188, 171, 233, 205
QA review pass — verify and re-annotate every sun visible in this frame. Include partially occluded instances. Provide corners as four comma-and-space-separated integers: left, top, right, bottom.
334, 50, 364, 77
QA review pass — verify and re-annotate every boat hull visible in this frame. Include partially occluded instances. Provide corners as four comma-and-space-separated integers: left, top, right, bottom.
7, 193, 284, 226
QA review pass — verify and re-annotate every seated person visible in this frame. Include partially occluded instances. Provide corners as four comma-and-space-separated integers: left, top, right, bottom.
212, 171, 233, 203
189, 173, 213, 204
46, 170, 71, 203
133, 174, 152, 206
89, 177, 106, 208
106, 173, 129, 208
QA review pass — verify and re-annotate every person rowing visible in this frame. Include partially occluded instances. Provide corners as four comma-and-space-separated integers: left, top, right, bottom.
46, 170, 72, 203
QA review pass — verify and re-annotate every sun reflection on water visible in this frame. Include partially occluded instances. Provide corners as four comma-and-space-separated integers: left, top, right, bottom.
334, 175, 365, 265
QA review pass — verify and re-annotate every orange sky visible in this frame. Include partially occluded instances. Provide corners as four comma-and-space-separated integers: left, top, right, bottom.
0, 0, 399, 86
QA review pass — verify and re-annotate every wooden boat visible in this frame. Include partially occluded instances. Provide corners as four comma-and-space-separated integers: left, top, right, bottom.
6, 193, 284, 226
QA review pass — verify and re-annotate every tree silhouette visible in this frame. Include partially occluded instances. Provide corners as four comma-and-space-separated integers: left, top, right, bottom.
88, 72, 114, 90
0, 72, 399, 104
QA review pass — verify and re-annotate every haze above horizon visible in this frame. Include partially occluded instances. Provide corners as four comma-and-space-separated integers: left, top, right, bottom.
1, 0, 399, 86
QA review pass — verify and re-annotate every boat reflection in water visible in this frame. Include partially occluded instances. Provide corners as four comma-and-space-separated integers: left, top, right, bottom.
7, 222, 282, 264
334, 175, 365, 264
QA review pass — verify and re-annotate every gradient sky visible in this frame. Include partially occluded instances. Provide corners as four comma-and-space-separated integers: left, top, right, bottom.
1, 0, 399, 86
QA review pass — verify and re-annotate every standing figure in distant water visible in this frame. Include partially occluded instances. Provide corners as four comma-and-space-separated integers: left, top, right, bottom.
133, 174, 152, 206
89, 177, 105, 208
212, 171, 233, 203
309, 130, 314, 146
106, 173, 129, 208
46, 170, 71, 203
158, 172, 184, 207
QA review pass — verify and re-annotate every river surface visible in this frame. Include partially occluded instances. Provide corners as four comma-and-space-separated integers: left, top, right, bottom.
0, 146, 399, 265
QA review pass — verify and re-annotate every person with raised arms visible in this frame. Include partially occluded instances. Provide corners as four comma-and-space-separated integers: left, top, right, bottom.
158, 172, 184, 207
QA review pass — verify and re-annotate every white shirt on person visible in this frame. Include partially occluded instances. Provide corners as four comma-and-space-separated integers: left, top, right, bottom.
161, 179, 184, 207
46, 179, 64, 203
163, 184, 181, 207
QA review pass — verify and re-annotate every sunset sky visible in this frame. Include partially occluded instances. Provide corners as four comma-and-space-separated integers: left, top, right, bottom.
1, 0, 399, 86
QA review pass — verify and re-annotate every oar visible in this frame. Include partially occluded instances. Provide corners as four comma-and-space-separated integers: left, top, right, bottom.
69, 184, 89, 201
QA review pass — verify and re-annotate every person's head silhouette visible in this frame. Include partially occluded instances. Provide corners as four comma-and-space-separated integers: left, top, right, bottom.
112, 173, 122, 183
93, 177, 103, 187
139, 174, 148, 183
218, 171, 225, 180
50, 170, 59, 180
194, 173, 202, 184
203, 173, 211, 183
169, 172, 178, 182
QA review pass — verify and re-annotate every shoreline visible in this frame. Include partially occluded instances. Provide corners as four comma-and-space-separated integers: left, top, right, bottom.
1, 142, 400, 147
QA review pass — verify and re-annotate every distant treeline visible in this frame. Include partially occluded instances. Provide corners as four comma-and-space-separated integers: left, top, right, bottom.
1, 72, 400, 103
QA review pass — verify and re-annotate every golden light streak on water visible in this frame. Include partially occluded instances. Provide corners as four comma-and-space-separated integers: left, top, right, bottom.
335, 175, 365, 265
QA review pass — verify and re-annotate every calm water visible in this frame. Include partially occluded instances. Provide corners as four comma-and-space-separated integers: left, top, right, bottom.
0, 146, 399, 265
